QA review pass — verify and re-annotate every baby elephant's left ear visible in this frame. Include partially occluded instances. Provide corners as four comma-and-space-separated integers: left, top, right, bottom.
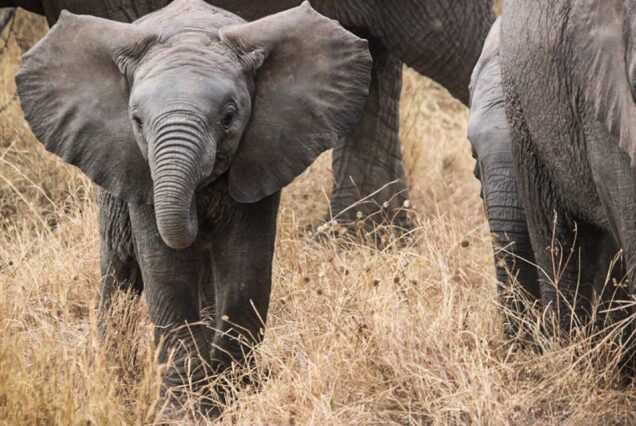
221, 2, 372, 204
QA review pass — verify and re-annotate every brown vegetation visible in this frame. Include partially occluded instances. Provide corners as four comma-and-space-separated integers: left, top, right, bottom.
0, 9, 634, 425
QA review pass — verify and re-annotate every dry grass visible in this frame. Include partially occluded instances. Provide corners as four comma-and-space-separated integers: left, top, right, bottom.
1, 9, 635, 425
494, 0, 503, 15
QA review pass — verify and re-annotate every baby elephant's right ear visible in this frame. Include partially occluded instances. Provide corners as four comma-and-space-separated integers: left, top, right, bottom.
16, 11, 156, 204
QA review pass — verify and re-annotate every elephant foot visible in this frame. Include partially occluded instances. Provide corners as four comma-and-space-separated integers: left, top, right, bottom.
190, 359, 261, 419
311, 194, 416, 248
500, 312, 543, 353
158, 390, 223, 423
162, 359, 261, 420
158, 374, 227, 421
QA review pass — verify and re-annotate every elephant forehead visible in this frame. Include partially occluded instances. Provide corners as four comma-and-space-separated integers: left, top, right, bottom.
138, 40, 242, 80
134, 0, 245, 33
135, 67, 240, 102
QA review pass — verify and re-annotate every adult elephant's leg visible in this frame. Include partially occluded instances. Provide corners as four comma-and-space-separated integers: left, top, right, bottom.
506, 91, 588, 335
586, 124, 636, 371
206, 191, 280, 374
97, 190, 143, 336
329, 42, 409, 228
128, 203, 213, 398
468, 47, 540, 338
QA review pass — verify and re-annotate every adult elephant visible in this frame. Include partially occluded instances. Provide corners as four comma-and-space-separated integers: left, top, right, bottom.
1, 0, 496, 229
495, 0, 636, 334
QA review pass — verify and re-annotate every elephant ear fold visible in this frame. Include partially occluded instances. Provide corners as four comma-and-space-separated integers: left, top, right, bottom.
16, 11, 156, 204
220, 2, 372, 204
573, 0, 636, 166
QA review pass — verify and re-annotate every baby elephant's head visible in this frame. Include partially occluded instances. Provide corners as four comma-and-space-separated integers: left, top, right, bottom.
16, 0, 371, 249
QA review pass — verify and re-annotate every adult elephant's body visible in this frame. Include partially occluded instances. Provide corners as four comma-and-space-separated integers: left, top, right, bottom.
498, 0, 635, 331
2, 0, 495, 226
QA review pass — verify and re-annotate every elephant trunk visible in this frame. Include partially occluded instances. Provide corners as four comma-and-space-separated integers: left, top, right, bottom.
477, 152, 541, 337
150, 117, 211, 250
483, 177, 538, 294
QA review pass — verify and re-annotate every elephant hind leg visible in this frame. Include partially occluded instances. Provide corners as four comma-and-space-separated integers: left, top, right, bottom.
97, 190, 144, 337
505, 88, 603, 337
329, 40, 410, 231
513, 170, 599, 335
586, 128, 636, 374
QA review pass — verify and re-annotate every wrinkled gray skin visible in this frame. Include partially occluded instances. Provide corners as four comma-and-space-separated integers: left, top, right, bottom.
1, 0, 496, 228
497, 0, 636, 334
15, 0, 372, 410
468, 18, 539, 338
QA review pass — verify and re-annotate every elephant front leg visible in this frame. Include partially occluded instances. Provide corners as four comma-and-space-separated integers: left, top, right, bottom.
207, 192, 280, 377
97, 191, 143, 338
329, 42, 410, 231
128, 203, 213, 403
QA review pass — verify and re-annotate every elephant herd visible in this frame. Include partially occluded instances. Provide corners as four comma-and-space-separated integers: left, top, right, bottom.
1, 0, 635, 417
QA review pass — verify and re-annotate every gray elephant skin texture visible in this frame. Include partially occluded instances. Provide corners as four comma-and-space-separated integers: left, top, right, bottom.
468, 17, 539, 339
487, 0, 636, 335
15, 0, 372, 410
5, 1, 514, 341
1, 0, 495, 227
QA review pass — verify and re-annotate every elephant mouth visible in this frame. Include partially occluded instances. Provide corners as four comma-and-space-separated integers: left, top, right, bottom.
196, 150, 233, 188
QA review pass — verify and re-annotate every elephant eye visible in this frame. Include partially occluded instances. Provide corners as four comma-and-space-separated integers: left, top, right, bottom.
221, 106, 238, 131
132, 114, 144, 132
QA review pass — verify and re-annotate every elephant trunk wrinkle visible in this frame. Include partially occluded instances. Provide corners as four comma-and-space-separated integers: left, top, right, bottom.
151, 119, 211, 250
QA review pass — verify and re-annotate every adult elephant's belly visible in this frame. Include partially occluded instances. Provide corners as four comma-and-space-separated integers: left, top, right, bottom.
42, 0, 171, 24
201, 0, 302, 21
43, 0, 302, 25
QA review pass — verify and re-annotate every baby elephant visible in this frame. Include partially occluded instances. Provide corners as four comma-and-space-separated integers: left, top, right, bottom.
16, 0, 371, 410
